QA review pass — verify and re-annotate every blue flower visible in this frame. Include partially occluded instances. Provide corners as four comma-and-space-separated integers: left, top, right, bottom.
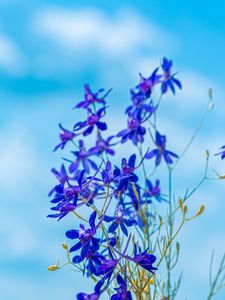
96, 255, 119, 282
104, 204, 137, 236
111, 275, 132, 300
77, 281, 103, 300
77, 292, 99, 300
114, 154, 139, 194
47, 202, 77, 221
111, 274, 132, 300
54, 123, 76, 151
72, 247, 105, 276
131, 245, 157, 274
89, 136, 115, 156
74, 107, 107, 136
117, 113, 147, 145
101, 161, 118, 185
48, 181, 82, 221
66, 211, 100, 255
126, 91, 156, 120
161, 57, 182, 94
215, 145, 225, 160
48, 170, 91, 220
48, 164, 69, 196
69, 140, 98, 174
143, 179, 167, 202
137, 68, 161, 98
75, 84, 111, 109
146, 131, 178, 166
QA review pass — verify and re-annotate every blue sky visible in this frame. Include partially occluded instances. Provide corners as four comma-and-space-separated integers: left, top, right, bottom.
1, 1, 225, 299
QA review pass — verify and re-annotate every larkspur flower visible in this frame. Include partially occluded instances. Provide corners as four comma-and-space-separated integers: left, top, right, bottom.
75, 84, 111, 109
126, 90, 157, 119
111, 274, 132, 300
54, 123, 76, 151
89, 136, 115, 156
115, 154, 139, 193
47, 59, 191, 299
146, 131, 178, 166
161, 57, 182, 94
47, 202, 77, 221
143, 179, 167, 202
101, 161, 120, 185
48, 164, 69, 196
96, 250, 120, 283
48, 169, 87, 220
117, 113, 147, 145
137, 68, 161, 98
72, 246, 105, 276
104, 204, 137, 236
79, 181, 102, 206
48, 169, 90, 220
66, 211, 102, 255
74, 108, 107, 136
77, 292, 99, 300
69, 140, 98, 174
50, 164, 69, 185
77, 281, 103, 300
215, 145, 225, 160
130, 245, 157, 274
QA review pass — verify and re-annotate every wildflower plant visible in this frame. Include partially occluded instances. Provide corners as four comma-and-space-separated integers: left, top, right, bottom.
48, 58, 225, 299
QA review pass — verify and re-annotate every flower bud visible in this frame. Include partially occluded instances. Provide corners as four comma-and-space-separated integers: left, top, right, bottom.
179, 198, 183, 209
196, 205, 205, 216
48, 265, 59, 271
62, 242, 68, 250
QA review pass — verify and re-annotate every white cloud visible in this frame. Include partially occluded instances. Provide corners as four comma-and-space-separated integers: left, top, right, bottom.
0, 33, 26, 75
0, 122, 39, 193
33, 7, 176, 57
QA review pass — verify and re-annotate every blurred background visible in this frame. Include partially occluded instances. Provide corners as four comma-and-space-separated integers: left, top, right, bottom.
0, 0, 225, 299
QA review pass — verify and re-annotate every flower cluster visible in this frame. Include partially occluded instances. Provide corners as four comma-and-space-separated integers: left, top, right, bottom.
48, 57, 224, 299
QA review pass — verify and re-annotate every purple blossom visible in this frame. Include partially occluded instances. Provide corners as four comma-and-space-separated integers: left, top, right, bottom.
47, 202, 77, 221
47, 182, 81, 220
126, 91, 156, 119
161, 57, 182, 94
96, 255, 119, 283
77, 293, 99, 300
48, 164, 69, 196
131, 246, 157, 274
215, 145, 225, 160
77, 281, 103, 300
104, 204, 137, 236
66, 211, 100, 254
74, 108, 107, 136
69, 140, 98, 174
112, 155, 140, 195
117, 113, 146, 145
75, 84, 111, 109
54, 123, 76, 151
48, 170, 100, 221
111, 274, 132, 300
89, 136, 115, 156
73, 246, 105, 276
146, 131, 178, 166
137, 68, 161, 98
143, 179, 167, 202
119, 154, 138, 182
101, 161, 120, 185
51, 164, 68, 185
